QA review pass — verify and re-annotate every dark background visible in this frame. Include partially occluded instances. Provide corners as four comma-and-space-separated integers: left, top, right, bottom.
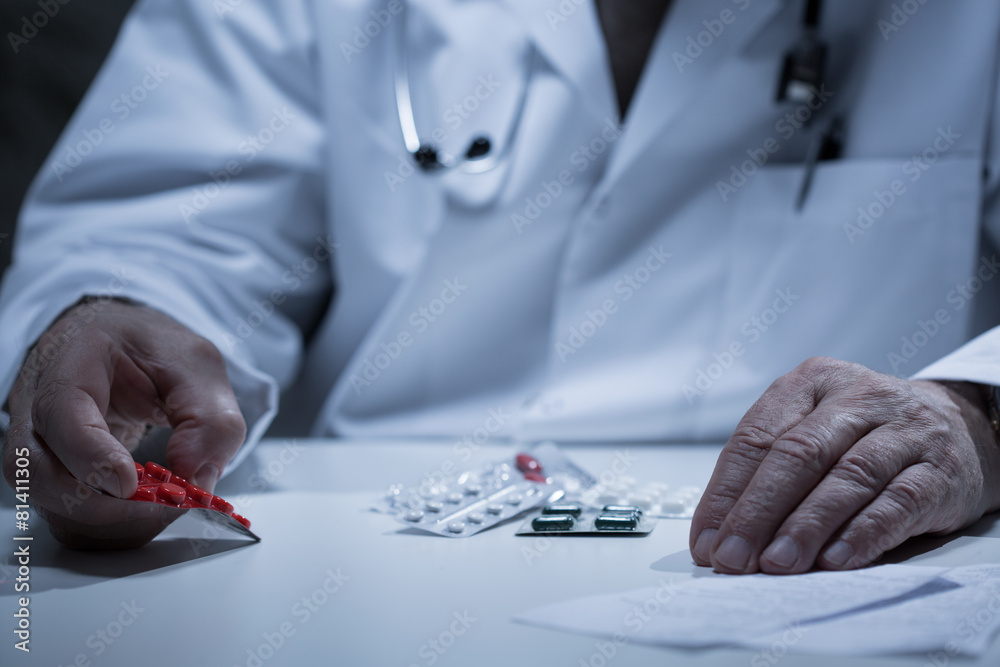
0, 0, 137, 279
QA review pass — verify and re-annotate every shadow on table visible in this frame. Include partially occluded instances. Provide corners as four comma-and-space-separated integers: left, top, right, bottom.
0, 516, 255, 596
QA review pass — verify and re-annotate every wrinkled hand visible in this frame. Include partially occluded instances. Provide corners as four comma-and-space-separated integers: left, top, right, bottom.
1, 298, 246, 549
690, 357, 1000, 574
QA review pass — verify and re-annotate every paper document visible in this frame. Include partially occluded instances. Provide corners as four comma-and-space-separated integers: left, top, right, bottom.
514, 563, 1000, 656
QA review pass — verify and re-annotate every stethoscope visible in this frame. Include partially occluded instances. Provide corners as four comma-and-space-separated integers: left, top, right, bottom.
393, 2, 535, 173
395, 0, 832, 176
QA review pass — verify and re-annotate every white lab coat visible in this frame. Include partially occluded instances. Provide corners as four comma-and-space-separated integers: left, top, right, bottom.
2, 0, 1000, 467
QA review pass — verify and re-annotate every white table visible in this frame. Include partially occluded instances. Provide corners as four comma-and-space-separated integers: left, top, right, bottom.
2, 439, 1000, 666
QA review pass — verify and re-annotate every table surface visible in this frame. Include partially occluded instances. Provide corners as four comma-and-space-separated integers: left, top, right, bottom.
2, 439, 1000, 667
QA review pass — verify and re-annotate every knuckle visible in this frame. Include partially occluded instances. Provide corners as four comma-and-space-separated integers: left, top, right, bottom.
731, 494, 781, 528
879, 477, 926, 517
768, 429, 831, 475
187, 334, 225, 368
30, 380, 66, 427
831, 453, 884, 494
728, 422, 777, 456
215, 409, 247, 444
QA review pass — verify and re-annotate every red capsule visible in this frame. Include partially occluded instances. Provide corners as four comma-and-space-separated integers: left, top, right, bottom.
188, 485, 214, 507
156, 482, 187, 505
232, 513, 251, 529
134, 462, 145, 481
524, 471, 548, 483
169, 473, 189, 487
133, 487, 156, 502
211, 497, 234, 515
516, 453, 543, 475
145, 461, 171, 482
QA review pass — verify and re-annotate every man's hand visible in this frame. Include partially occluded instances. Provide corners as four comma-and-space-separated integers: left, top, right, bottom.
1, 298, 246, 549
690, 357, 1000, 574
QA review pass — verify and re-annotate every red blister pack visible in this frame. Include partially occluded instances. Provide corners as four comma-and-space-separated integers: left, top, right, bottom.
129, 461, 259, 541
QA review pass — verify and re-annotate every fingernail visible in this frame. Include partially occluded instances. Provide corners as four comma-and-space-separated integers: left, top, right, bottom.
192, 463, 221, 492
762, 535, 800, 570
714, 535, 752, 572
100, 471, 123, 498
822, 540, 854, 569
693, 528, 718, 565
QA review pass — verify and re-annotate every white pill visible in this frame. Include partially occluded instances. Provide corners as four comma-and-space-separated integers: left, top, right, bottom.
468, 512, 485, 524
659, 499, 688, 514
487, 504, 504, 514
446, 493, 463, 504
627, 494, 654, 510
425, 501, 443, 512
597, 493, 619, 506
464, 485, 482, 496
404, 510, 424, 522
447, 521, 465, 533
507, 494, 524, 506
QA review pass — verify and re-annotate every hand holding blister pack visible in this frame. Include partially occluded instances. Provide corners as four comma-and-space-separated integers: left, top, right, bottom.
374, 442, 596, 538
106, 461, 260, 541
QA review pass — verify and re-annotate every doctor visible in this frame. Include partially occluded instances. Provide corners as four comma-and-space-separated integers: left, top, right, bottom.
2, 0, 1000, 573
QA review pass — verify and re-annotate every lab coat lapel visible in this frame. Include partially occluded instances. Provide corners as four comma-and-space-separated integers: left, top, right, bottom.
599, 0, 786, 192
499, 0, 617, 123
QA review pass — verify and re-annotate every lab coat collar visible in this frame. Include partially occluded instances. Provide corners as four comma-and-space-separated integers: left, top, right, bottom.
599, 0, 786, 192
499, 0, 618, 123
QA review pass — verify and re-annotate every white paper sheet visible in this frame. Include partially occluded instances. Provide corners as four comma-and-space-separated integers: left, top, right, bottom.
513, 564, 1000, 657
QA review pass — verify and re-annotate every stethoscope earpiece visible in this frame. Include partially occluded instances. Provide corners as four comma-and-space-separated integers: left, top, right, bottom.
412, 136, 493, 172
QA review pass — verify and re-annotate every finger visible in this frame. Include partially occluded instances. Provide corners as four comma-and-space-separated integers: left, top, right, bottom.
24, 338, 137, 499
129, 335, 246, 492
2, 410, 174, 545
691, 369, 820, 566
706, 403, 876, 573
816, 464, 941, 570
758, 427, 918, 573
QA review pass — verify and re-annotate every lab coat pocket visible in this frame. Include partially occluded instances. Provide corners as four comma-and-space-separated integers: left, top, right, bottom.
721, 155, 982, 378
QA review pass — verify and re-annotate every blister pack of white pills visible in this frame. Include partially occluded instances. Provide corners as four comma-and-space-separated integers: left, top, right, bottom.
374, 442, 596, 538
576, 477, 703, 519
